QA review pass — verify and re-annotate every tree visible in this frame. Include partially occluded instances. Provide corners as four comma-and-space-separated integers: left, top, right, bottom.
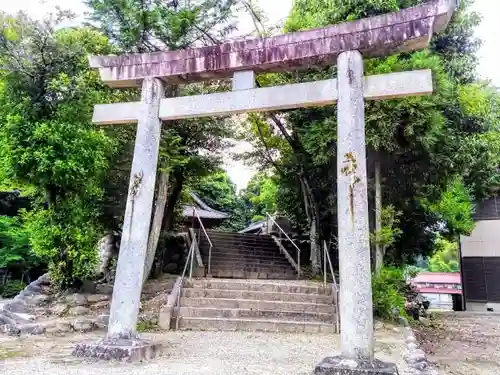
85, 0, 240, 282
240, 172, 278, 222
190, 169, 250, 231
0, 12, 124, 287
238, 0, 500, 272
428, 236, 460, 273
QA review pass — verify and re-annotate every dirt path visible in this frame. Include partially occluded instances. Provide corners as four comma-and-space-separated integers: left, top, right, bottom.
414, 312, 500, 375
0, 326, 412, 375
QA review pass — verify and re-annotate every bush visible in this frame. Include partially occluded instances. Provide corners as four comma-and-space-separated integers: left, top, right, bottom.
0, 279, 26, 298
372, 266, 407, 320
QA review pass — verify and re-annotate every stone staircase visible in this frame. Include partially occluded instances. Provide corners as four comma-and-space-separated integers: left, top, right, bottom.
197, 231, 297, 279
173, 278, 337, 333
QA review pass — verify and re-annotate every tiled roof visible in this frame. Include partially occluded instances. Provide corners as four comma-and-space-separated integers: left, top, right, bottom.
412, 272, 461, 284
182, 192, 229, 220
239, 219, 266, 233
183, 205, 229, 220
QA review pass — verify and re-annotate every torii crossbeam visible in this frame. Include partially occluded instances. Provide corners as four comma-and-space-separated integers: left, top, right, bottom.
73, 1, 456, 373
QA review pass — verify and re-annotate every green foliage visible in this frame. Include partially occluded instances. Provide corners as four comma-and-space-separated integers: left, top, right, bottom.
0, 215, 38, 270
372, 266, 407, 320
423, 177, 475, 236
428, 236, 459, 273
238, 0, 500, 267
370, 205, 403, 250
86, 0, 238, 52
0, 279, 26, 298
0, 13, 121, 288
190, 169, 250, 231
240, 172, 278, 222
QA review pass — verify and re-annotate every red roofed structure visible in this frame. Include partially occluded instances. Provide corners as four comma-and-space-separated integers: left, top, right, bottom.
411, 272, 462, 295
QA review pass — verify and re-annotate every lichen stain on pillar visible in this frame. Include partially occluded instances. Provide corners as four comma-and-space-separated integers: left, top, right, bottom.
340, 151, 361, 224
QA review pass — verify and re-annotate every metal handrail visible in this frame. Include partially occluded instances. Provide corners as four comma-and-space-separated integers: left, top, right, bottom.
323, 240, 340, 333
265, 213, 301, 277
175, 238, 196, 330
192, 208, 213, 275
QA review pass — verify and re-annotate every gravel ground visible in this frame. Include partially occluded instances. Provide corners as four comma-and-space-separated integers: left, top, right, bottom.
415, 311, 500, 375
0, 327, 411, 375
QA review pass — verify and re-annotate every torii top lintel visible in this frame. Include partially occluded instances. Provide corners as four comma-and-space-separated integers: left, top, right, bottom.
89, 0, 456, 88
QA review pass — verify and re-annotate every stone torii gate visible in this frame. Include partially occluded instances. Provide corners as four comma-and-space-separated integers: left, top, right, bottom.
74, 0, 456, 373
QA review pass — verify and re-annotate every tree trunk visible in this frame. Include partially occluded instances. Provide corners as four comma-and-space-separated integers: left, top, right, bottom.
310, 219, 321, 275
163, 169, 185, 232
374, 161, 384, 273
142, 171, 170, 286
301, 176, 321, 276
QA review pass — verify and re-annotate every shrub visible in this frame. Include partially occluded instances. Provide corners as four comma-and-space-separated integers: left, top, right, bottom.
372, 266, 407, 320
0, 279, 26, 298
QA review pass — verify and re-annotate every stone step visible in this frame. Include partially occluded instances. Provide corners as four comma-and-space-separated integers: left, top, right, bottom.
203, 251, 289, 264
206, 231, 273, 240
208, 270, 297, 279
179, 297, 334, 313
186, 279, 331, 295
181, 288, 332, 303
207, 262, 293, 272
175, 306, 333, 322
208, 256, 290, 265
172, 316, 336, 333
200, 243, 281, 253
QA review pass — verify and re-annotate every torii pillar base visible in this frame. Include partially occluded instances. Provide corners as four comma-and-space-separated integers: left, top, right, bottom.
73, 338, 162, 362
315, 356, 399, 375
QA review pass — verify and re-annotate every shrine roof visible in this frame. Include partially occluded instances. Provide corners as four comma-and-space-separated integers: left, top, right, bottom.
89, 0, 456, 88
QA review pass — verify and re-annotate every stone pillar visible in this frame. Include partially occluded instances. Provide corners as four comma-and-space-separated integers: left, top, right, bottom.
315, 50, 397, 374
73, 77, 165, 361
106, 77, 164, 340
336, 50, 373, 360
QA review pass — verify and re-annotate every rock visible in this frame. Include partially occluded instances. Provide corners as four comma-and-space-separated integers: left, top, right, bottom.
164, 262, 177, 273
3, 324, 21, 336
71, 319, 94, 332
412, 361, 428, 370
374, 321, 384, 330
419, 317, 431, 326
96, 284, 113, 295
5, 300, 26, 313
25, 294, 51, 306
37, 273, 51, 285
69, 306, 91, 316
26, 283, 42, 293
20, 323, 46, 335
91, 301, 110, 311
407, 342, 418, 350
86, 294, 109, 304
99, 314, 109, 326
65, 293, 88, 307
398, 316, 409, 327
407, 352, 426, 363
392, 327, 400, 333
405, 335, 417, 344
52, 303, 69, 316
56, 321, 72, 333
81, 280, 97, 294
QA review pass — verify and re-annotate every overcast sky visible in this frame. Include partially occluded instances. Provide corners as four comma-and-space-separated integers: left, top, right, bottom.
1, 0, 498, 190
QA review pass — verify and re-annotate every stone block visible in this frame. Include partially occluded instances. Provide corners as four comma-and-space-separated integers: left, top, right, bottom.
72, 339, 163, 362
71, 319, 95, 332
81, 280, 98, 294
314, 356, 399, 375
87, 294, 110, 304
69, 306, 91, 316
65, 293, 88, 307
25, 294, 51, 306
96, 284, 113, 295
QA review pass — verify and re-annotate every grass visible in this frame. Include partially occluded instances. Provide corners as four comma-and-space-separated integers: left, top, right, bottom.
136, 319, 159, 332
0, 348, 26, 360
